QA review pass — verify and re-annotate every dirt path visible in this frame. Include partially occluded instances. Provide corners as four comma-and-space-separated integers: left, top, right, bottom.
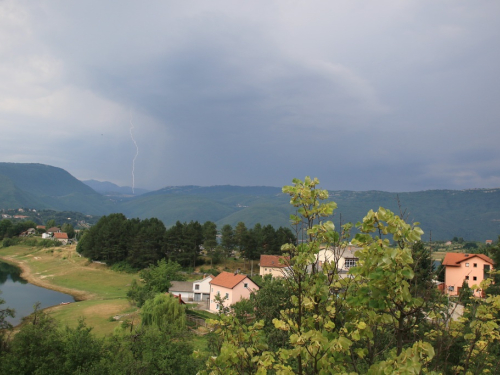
0, 255, 94, 301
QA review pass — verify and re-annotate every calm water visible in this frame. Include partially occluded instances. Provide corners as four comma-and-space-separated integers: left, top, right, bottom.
0, 261, 74, 326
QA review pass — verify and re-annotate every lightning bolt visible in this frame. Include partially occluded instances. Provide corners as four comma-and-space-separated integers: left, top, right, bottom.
130, 114, 139, 195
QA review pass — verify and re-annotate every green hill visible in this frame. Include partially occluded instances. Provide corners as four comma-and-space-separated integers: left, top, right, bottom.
0, 163, 114, 215
0, 163, 499, 241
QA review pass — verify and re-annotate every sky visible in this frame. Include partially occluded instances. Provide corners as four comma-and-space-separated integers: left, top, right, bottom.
1, 1, 499, 192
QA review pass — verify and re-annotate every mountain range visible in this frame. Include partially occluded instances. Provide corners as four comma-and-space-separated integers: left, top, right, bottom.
1, 162, 499, 241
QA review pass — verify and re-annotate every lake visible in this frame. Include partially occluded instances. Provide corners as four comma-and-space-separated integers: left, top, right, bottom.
0, 261, 74, 326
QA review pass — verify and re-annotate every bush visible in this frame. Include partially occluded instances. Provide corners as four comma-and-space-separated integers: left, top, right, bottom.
2, 237, 20, 248
110, 261, 138, 274
37, 239, 56, 248
23, 238, 38, 247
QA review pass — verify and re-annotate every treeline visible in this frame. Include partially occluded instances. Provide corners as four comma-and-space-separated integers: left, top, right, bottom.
0, 219, 37, 239
76, 213, 296, 270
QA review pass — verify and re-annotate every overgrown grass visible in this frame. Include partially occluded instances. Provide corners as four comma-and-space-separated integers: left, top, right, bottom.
47, 299, 139, 336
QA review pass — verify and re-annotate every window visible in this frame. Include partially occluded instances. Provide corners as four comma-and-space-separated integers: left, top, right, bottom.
265, 268, 267, 271
344, 258, 357, 269
465, 263, 469, 267
473, 276, 477, 281
465, 276, 469, 280
225, 293, 229, 298
195, 284, 200, 290
448, 286, 454, 291
473, 263, 477, 268
244, 283, 248, 288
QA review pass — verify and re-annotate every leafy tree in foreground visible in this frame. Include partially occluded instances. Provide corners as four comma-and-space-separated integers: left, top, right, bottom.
0, 291, 14, 352
202, 177, 500, 374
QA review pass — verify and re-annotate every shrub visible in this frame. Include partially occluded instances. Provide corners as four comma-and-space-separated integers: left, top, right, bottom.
110, 261, 138, 274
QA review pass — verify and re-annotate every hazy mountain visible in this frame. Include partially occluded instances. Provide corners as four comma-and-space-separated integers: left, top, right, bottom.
0, 163, 115, 215
82, 179, 150, 196
1, 163, 499, 241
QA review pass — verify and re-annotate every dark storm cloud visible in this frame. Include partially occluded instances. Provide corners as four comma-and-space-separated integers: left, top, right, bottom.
1, 1, 499, 191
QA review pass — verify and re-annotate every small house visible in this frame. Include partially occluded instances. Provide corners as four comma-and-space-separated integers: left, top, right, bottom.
442, 252, 494, 297
259, 255, 290, 278
209, 272, 259, 313
169, 281, 194, 301
53, 232, 69, 244
193, 275, 213, 302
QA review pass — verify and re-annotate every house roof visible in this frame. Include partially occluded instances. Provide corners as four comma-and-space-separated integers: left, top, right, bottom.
210, 271, 249, 289
259, 255, 289, 268
442, 252, 494, 267
169, 281, 194, 293
193, 275, 213, 283
53, 232, 68, 239
47, 227, 61, 233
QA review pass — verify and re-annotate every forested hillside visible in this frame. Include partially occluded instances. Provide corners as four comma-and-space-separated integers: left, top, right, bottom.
1, 163, 500, 240
0, 163, 115, 214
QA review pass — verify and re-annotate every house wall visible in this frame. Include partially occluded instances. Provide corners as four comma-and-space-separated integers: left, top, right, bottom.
193, 276, 212, 302
209, 285, 232, 312
259, 266, 286, 278
209, 278, 259, 313
445, 256, 493, 296
317, 249, 347, 268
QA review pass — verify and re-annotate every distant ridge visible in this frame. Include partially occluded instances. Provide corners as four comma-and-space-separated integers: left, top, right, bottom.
1, 162, 499, 241
82, 179, 150, 196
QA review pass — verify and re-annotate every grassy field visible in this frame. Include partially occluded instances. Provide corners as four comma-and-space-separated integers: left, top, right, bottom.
0, 244, 140, 335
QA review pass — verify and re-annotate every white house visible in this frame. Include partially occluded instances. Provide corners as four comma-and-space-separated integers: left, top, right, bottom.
169, 281, 194, 301
193, 275, 213, 302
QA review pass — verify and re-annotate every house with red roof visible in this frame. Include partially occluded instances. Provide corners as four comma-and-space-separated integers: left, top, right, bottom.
53, 232, 69, 245
259, 255, 290, 278
442, 252, 494, 297
209, 271, 259, 313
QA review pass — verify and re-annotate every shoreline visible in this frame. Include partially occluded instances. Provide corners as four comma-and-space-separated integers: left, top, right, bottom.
0, 255, 93, 302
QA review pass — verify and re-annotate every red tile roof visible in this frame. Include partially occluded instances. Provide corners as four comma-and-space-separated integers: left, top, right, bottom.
442, 252, 494, 267
210, 271, 249, 289
259, 255, 289, 268
54, 232, 68, 239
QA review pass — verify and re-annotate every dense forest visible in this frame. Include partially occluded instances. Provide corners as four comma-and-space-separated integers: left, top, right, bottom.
76, 213, 296, 270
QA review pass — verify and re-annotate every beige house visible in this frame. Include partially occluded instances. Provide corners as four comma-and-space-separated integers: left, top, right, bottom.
316, 245, 360, 277
209, 272, 259, 313
259, 255, 289, 278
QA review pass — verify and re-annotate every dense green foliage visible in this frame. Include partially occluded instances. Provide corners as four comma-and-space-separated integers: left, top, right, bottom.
141, 293, 187, 329
0, 290, 15, 351
77, 214, 296, 270
202, 177, 500, 374
0, 219, 37, 239
127, 259, 185, 307
0, 305, 201, 374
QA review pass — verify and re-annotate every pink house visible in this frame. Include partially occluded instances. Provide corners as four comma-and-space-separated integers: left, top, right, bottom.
209, 272, 259, 313
442, 253, 494, 297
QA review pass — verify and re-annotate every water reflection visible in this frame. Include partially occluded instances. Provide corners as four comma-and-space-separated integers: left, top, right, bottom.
0, 261, 75, 326
0, 261, 27, 284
